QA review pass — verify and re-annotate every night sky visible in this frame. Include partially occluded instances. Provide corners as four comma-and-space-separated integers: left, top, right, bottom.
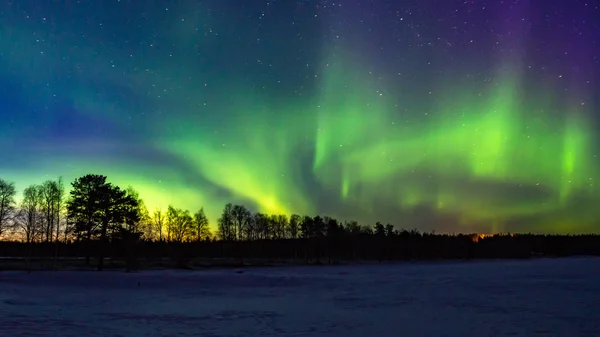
1, 0, 599, 233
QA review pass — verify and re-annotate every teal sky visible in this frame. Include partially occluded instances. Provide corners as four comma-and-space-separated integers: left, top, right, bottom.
1, 0, 599, 233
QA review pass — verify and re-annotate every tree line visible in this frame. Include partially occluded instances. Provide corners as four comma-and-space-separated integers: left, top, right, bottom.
1, 174, 599, 271
0, 175, 212, 240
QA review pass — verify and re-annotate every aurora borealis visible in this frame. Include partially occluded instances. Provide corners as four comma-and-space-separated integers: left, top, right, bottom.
1, 0, 599, 233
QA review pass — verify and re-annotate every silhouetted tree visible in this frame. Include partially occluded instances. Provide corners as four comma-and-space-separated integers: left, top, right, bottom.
272, 214, 288, 239
52, 177, 65, 267
243, 212, 257, 241
346, 221, 361, 235
62, 195, 73, 243
300, 215, 313, 238
51, 177, 65, 242
20, 185, 43, 244
95, 181, 139, 270
0, 178, 16, 238
153, 208, 164, 242
267, 215, 277, 239
19, 184, 43, 272
324, 216, 342, 263
66, 174, 139, 269
218, 203, 235, 241
40, 180, 61, 243
175, 209, 192, 242
313, 216, 326, 238
192, 208, 210, 241
288, 214, 301, 239
125, 187, 149, 236
67, 174, 108, 264
231, 204, 251, 241
116, 189, 142, 236
112, 190, 142, 271
325, 217, 340, 237
287, 213, 302, 260
166, 205, 192, 243
385, 224, 395, 237
125, 186, 154, 239
254, 212, 270, 240
374, 222, 385, 236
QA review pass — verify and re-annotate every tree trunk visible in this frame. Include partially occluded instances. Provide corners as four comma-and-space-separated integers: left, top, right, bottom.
85, 229, 92, 266
97, 220, 109, 271
53, 214, 60, 270
26, 238, 33, 273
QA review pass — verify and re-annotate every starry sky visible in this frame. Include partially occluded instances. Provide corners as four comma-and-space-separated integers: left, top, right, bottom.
1, 0, 599, 234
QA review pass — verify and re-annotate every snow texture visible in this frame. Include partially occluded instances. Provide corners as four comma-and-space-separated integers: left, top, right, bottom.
1, 257, 599, 336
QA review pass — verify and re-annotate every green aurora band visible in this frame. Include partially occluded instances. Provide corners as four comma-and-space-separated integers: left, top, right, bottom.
160, 47, 598, 233
1, 2, 598, 234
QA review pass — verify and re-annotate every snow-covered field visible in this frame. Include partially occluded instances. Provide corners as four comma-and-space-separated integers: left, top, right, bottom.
1, 257, 599, 336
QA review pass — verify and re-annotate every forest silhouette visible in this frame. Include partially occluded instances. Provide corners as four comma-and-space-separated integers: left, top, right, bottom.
0, 174, 599, 271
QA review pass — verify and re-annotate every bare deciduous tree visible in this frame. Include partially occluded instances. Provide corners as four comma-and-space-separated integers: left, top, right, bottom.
153, 208, 164, 242
288, 214, 301, 239
125, 187, 150, 237
40, 180, 61, 242
54, 177, 65, 242
231, 204, 251, 241
0, 178, 16, 238
193, 208, 210, 241
271, 214, 288, 239
217, 203, 235, 241
254, 212, 270, 240
166, 205, 192, 243
20, 184, 43, 244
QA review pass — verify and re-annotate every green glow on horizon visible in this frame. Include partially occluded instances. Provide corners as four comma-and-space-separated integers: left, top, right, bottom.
2, 11, 598, 233
152, 47, 599, 233
161, 90, 314, 217
308, 55, 598, 231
